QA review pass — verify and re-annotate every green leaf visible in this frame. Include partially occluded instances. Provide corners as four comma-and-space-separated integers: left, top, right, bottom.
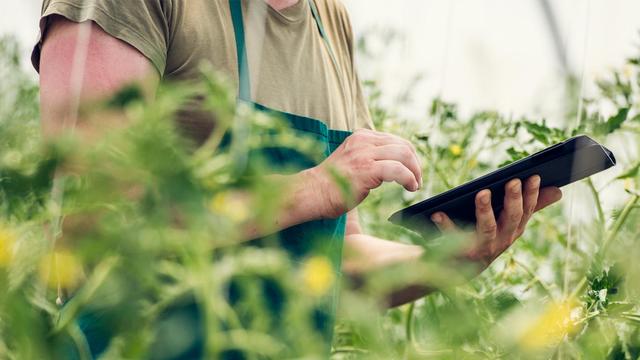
605, 107, 629, 133
499, 147, 531, 167
570, 123, 587, 137
616, 162, 640, 180
522, 120, 564, 145
106, 84, 144, 109
523, 121, 552, 145
607, 301, 635, 315
506, 147, 530, 161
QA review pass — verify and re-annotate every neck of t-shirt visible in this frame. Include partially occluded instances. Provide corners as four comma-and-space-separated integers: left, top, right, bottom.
266, 0, 308, 24
267, 0, 300, 12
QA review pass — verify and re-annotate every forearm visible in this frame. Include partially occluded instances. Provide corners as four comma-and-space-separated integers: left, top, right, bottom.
343, 232, 435, 307
240, 168, 334, 240
343, 233, 424, 274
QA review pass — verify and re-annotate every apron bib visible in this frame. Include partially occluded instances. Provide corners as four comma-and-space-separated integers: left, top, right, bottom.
226, 0, 350, 350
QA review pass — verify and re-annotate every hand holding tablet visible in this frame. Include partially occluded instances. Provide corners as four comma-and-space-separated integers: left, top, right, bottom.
389, 135, 616, 237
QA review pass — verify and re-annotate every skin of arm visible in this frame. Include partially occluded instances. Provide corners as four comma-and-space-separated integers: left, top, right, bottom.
40, 16, 160, 139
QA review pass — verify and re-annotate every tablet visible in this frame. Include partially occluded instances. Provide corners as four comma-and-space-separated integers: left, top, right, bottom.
388, 135, 616, 236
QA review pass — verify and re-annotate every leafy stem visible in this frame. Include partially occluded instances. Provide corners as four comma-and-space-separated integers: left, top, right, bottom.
586, 178, 605, 228
405, 301, 416, 347
570, 193, 639, 300
513, 258, 555, 298
602, 193, 639, 253
570, 277, 588, 301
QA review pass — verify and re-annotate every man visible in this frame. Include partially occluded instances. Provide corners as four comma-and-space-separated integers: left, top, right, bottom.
33, 0, 562, 358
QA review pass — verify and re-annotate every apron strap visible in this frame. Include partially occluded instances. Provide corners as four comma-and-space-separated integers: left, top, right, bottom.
229, 0, 252, 102
228, 0, 341, 102
307, 0, 341, 74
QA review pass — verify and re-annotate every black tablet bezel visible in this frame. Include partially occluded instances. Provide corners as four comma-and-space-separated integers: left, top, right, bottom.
388, 135, 616, 231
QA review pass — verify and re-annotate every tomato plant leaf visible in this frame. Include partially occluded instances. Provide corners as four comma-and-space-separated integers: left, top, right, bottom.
607, 301, 636, 315
616, 162, 640, 180
605, 107, 629, 134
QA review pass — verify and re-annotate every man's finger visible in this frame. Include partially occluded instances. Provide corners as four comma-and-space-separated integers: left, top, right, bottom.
515, 175, 541, 236
361, 130, 422, 183
373, 160, 419, 191
372, 145, 422, 187
475, 189, 498, 244
381, 136, 422, 185
497, 179, 524, 242
534, 187, 563, 212
431, 212, 458, 232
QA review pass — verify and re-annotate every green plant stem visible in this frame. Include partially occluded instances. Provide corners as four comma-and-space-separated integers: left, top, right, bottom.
54, 257, 120, 333
405, 302, 415, 345
586, 178, 605, 227
575, 302, 600, 324
570, 277, 588, 300
68, 323, 92, 360
456, 117, 499, 182
332, 346, 369, 355
513, 258, 556, 298
569, 194, 639, 300
421, 140, 454, 189
602, 194, 639, 253
563, 188, 576, 298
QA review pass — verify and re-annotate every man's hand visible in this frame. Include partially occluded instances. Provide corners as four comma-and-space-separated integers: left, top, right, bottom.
307, 129, 422, 219
430, 176, 563, 268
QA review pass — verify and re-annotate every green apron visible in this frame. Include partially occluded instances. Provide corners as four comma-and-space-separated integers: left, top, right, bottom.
68, 1, 351, 358
222, 0, 351, 355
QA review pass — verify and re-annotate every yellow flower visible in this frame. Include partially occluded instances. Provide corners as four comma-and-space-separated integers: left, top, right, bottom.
0, 225, 16, 267
209, 191, 250, 223
39, 250, 84, 290
449, 144, 462, 157
301, 256, 335, 296
519, 299, 578, 349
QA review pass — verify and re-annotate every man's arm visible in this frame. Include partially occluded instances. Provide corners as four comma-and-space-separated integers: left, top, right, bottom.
344, 209, 424, 274
344, 178, 562, 308
40, 17, 423, 242
40, 16, 159, 138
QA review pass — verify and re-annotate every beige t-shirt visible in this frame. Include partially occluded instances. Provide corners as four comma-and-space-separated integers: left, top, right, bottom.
32, 0, 373, 144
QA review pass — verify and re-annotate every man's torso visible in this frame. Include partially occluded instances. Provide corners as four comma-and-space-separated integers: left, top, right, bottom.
34, 0, 372, 143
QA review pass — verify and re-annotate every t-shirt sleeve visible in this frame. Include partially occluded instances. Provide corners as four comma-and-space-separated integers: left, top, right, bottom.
31, 0, 169, 76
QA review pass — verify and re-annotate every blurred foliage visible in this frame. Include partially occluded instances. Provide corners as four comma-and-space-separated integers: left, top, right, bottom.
0, 25, 639, 360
